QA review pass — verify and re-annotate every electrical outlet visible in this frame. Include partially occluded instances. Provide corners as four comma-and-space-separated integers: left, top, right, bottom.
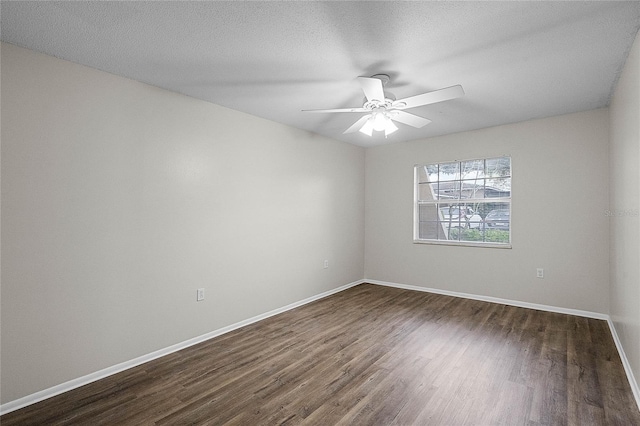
536, 268, 544, 279
323, 260, 329, 269
197, 288, 205, 301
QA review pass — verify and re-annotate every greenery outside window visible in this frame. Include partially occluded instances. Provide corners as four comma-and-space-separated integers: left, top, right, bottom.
414, 156, 511, 247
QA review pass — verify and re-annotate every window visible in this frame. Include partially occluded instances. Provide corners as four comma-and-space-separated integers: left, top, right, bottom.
414, 156, 511, 247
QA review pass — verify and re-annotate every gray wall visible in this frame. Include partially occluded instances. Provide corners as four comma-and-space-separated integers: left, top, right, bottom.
0, 43, 365, 403
365, 108, 610, 313
609, 31, 640, 398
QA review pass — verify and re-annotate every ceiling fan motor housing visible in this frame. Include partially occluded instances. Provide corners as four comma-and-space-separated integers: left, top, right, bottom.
370, 74, 391, 85
363, 98, 395, 110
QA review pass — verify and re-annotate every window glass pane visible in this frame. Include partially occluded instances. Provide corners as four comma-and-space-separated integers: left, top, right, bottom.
467, 221, 484, 230
417, 165, 442, 200
485, 157, 511, 177
417, 182, 436, 202
437, 181, 460, 200
484, 203, 510, 231
439, 220, 459, 239
461, 159, 484, 177
418, 204, 439, 221
484, 228, 510, 244
439, 203, 482, 225
484, 177, 511, 198
460, 179, 483, 199
447, 226, 461, 241
416, 165, 430, 184
432, 182, 444, 200
437, 222, 449, 240
438, 204, 461, 225
426, 164, 438, 179
419, 221, 440, 240
459, 228, 485, 243
475, 203, 495, 220
438, 162, 459, 181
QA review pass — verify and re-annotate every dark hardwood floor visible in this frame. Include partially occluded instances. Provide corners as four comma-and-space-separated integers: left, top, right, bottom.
2, 283, 639, 425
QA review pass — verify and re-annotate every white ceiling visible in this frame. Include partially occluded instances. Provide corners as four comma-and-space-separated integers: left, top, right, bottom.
2, 1, 639, 147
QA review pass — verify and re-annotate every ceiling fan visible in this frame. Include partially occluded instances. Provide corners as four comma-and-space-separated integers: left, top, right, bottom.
303, 74, 464, 137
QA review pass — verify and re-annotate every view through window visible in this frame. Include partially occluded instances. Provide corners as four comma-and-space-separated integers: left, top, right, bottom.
414, 156, 511, 247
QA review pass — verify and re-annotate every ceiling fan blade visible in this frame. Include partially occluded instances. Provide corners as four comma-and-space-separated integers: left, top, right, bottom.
302, 107, 368, 113
389, 110, 432, 128
343, 115, 372, 134
394, 85, 464, 109
358, 77, 385, 102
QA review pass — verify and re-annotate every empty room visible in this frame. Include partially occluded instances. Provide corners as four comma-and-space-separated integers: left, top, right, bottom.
2, 1, 640, 424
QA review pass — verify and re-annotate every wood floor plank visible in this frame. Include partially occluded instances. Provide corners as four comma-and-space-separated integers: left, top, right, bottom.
2, 283, 640, 425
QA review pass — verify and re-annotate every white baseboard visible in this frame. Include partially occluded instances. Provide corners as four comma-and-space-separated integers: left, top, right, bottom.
365, 279, 609, 320
0, 279, 364, 416
5, 278, 639, 415
365, 279, 640, 411
607, 319, 640, 411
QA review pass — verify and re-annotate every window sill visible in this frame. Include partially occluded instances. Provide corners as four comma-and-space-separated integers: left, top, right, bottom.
413, 239, 512, 249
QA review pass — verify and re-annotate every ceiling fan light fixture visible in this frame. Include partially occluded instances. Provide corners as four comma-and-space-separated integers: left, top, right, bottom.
359, 117, 374, 136
371, 111, 389, 131
358, 112, 398, 137
384, 119, 398, 137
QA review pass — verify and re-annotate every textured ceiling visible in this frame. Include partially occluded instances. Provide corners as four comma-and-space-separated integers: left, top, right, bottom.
2, 1, 639, 147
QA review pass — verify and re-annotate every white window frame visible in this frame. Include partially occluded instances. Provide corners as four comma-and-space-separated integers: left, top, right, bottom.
413, 156, 512, 248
